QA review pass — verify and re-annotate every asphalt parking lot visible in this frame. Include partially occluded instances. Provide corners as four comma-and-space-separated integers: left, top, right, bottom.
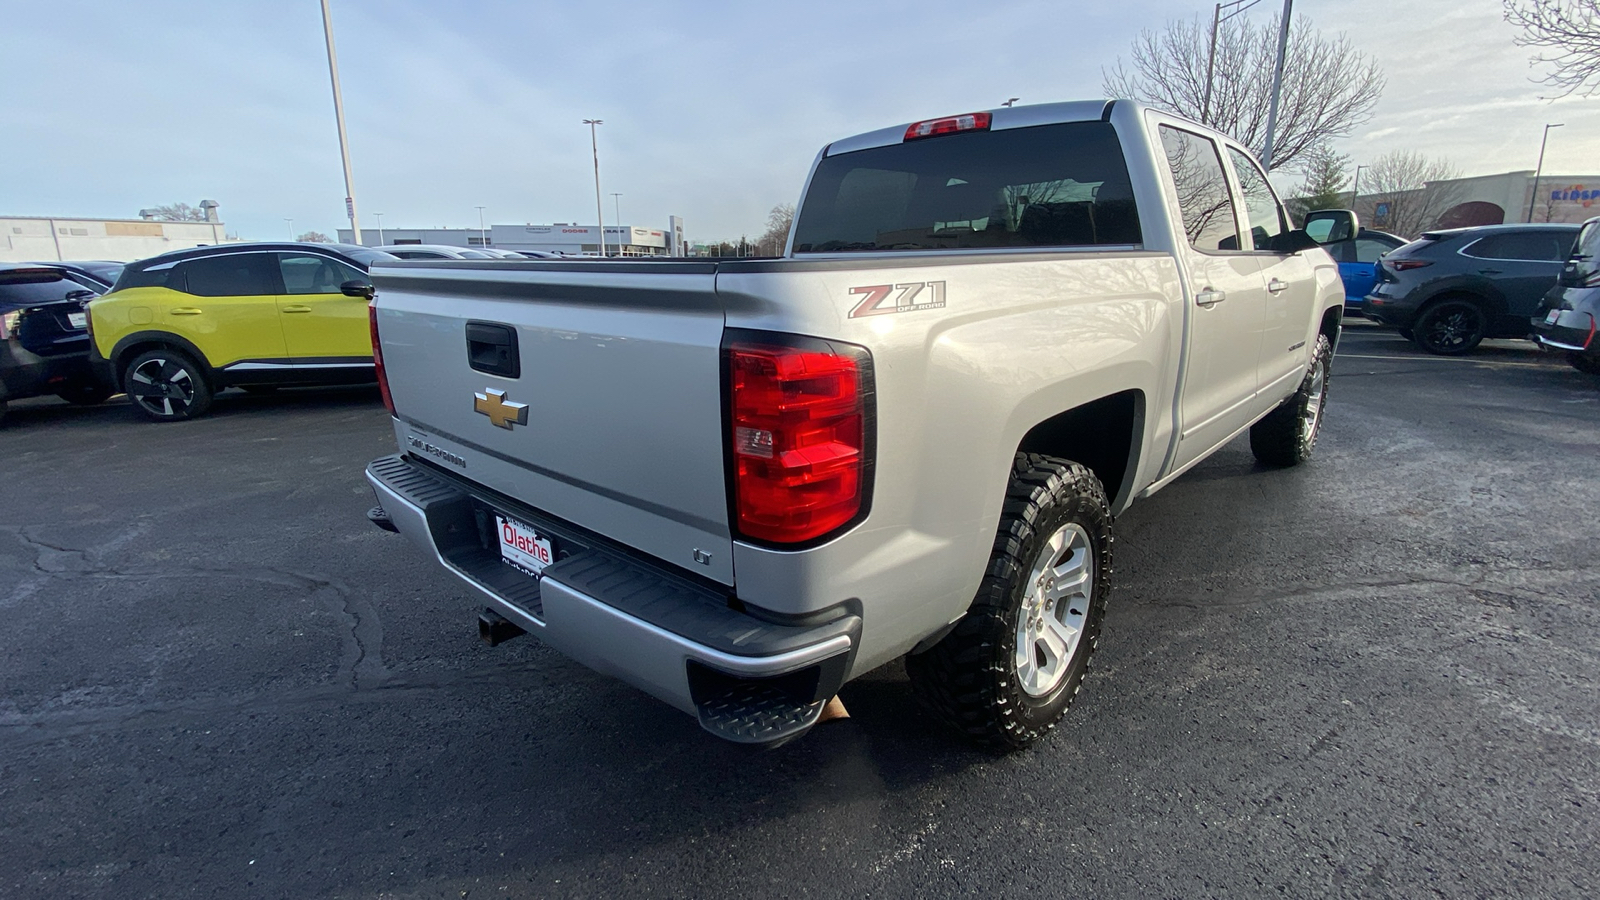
2, 321, 1597, 899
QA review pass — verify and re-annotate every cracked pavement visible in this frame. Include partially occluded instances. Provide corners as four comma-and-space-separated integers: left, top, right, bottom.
1, 323, 1597, 899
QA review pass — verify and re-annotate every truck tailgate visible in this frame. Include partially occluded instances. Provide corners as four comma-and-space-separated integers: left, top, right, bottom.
371, 262, 734, 585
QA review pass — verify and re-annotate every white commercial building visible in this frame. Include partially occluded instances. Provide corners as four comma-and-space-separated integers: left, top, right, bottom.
339, 222, 674, 257
1, 209, 229, 263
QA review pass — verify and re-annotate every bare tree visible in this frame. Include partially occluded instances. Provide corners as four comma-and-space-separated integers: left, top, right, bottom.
296, 231, 332, 243
754, 203, 795, 256
1361, 151, 1464, 238
1103, 14, 1384, 171
1505, 1, 1600, 96
147, 202, 208, 222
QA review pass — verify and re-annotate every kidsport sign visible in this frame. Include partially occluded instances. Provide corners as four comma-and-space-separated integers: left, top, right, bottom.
1551, 185, 1598, 207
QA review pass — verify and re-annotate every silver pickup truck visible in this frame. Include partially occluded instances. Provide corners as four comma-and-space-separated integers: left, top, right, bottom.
364, 100, 1351, 750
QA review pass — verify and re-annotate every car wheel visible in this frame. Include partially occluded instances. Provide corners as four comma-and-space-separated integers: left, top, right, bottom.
906, 453, 1112, 752
55, 382, 113, 406
1569, 352, 1600, 375
1413, 298, 1487, 355
124, 349, 214, 422
1250, 333, 1332, 467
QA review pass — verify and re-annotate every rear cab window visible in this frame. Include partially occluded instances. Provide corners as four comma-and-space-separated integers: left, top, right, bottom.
791, 121, 1142, 253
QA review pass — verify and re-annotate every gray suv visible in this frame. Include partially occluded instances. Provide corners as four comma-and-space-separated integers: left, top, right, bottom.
1363, 223, 1579, 354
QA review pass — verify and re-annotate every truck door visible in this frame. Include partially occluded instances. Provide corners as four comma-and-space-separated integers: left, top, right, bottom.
1156, 124, 1269, 472
1224, 146, 1318, 400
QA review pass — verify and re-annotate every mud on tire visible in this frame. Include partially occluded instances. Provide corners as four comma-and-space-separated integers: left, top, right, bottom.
906, 454, 1113, 752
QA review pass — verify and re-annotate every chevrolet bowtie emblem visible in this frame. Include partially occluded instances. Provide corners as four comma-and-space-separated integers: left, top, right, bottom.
473, 388, 528, 429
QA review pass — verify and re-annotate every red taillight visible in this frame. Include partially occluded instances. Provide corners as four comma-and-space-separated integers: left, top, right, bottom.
904, 112, 992, 141
1389, 259, 1433, 271
369, 301, 395, 415
727, 338, 872, 545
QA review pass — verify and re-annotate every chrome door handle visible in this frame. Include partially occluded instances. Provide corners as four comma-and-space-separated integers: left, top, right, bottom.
281, 305, 313, 313
170, 308, 203, 316
1195, 288, 1226, 307
1266, 278, 1288, 294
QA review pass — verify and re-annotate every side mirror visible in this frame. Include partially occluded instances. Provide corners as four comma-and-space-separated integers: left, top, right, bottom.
1302, 209, 1360, 244
340, 280, 375, 299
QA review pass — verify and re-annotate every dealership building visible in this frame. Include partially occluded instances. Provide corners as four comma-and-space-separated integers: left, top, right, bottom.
1350, 170, 1600, 234
1, 202, 229, 262
339, 220, 682, 257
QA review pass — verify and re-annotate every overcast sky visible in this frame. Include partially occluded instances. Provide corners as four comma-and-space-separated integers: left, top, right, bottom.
5, 0, 1598, 243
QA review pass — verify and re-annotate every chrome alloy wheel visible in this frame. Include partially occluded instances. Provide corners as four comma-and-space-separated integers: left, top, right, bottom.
1301, 351, 1328, 448
1015, 521, 1094, 698
128, 357, 197, 418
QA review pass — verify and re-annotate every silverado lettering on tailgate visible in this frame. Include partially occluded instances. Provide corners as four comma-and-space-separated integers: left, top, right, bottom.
407, 434, 466, 469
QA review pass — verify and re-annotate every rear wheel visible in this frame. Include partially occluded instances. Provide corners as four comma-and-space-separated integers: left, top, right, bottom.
124, 349, 213, 422
1569, 352, 1600, 375
1413, 298, 1487, 355
56, 382, 113, 406
906, 454, 1112, 752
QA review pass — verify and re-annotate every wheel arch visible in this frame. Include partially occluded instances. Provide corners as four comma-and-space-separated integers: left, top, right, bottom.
108, 332, 215, 389
1015, 389, 1145, 515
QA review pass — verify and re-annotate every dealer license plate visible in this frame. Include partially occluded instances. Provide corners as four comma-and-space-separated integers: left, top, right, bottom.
1545, 309, 1561, 324
496, 515, 553, 576
68, 312, 87, 329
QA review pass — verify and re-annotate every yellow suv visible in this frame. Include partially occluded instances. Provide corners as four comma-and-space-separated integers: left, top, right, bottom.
89, 242, 394, 421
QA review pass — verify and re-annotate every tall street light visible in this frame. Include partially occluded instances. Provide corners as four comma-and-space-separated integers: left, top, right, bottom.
1527, 123, 1564, 223
475, 205, 488, 248
285, 218, 295, 240
1260, 0, 1293, 169
583, 119, 606, 258
320, 0, 362, 244
373, 212, 384, 245
1350, 164, 1369, 208
1002, 97, 1020, 107
1202, 0, 1262, 124
611, 192, 623, 253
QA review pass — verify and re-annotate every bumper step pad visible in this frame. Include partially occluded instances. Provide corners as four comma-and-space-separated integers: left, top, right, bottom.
695, 682, 826, 745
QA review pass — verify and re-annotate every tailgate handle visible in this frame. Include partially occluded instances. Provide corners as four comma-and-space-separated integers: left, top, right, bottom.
466, 321, 520, 378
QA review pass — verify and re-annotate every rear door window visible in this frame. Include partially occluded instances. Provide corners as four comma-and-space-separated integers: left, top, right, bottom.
791, 121, 1142, 253
177, 253, 281, 296
1158, 125, 1241, 253
1353, 237, 1396, 263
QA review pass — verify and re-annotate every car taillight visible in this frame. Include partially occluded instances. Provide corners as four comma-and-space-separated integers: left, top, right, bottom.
369, 301, 395, 415
726, 335, 873, 546
1389, 259, 1433, 271
904, 112, 992, 141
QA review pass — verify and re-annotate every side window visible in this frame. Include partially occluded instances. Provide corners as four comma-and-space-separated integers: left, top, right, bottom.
1353, 238, 1394, 264
1464, 232, 1569, 262
279, 253, 363, 294
177, 253, 280, 297
1225, 147, 1286, 250
1159, 125, 1240, 252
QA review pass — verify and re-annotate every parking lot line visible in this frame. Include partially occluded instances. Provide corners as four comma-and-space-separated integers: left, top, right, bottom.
1337, 353, 1560, 369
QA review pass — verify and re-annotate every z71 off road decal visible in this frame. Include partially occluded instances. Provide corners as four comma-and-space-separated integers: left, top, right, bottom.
848, 281, 947, 318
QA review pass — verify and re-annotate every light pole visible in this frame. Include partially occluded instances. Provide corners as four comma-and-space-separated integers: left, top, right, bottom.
583, 119, 606, 257
285, 218, 295, 240
1260, 0, 1293, 169
1203, 0, 1262, 124
373, 212, 384, 245
610, 193, 623, 254
1002, 97, 1020, 107
1527, 123, 1564, 223
1350, 165, 1369, 208
475, 205, 487, 248
320, 0, 362, 244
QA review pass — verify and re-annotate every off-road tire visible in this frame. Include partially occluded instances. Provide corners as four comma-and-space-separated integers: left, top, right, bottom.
124, 348, 214, 422
1250, 333, 1332, 467
55, 382, 113, 406
1413, 297, 1487, 355
1568, 352, 1600, 375
906, 454, 1113, 752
